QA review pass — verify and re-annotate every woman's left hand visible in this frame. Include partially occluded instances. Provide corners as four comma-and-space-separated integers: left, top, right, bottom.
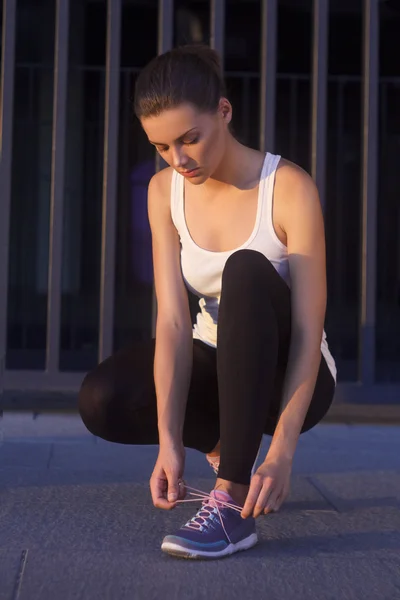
241, 455, 292, 519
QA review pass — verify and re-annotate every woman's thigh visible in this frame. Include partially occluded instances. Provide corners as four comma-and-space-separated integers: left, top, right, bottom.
218, 251, 336, 438
263, 353, 336, 436
78, 337, 220, 451
78, 338, 159, 443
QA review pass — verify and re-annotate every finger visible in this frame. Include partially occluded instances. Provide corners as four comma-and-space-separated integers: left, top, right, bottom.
267, 482, 290, 513
156, 479, 186, 509
167, 473, 180, 503
241, 474, 263, 519
150, 472, 165, 502
150, 475, 174, 510
264, 491, 282, 514
150, 471, 171, 508
155, 498, 175, 509
252, 481, 275, 518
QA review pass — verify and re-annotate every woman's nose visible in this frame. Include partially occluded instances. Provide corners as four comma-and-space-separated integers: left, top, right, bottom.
171, 146, 188, 169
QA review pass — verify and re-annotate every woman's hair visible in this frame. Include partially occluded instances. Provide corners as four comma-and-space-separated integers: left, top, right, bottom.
134, 45, 226, 120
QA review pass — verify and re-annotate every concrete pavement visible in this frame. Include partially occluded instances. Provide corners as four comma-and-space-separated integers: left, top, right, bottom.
0, 412, 399, 600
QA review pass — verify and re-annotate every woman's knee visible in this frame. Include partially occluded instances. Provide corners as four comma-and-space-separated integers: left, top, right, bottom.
221, 250, 291, 324
222, 250, 276, 292
224, 249, 268, 275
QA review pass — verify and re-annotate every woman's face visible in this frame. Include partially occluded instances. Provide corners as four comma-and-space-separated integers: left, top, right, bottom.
140, 100, 232, 184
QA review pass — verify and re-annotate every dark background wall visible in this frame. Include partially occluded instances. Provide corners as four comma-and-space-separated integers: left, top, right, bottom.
1, 0, 400, 384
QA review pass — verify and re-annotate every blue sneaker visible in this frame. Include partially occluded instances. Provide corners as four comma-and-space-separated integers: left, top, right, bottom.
161, 489, 258, 560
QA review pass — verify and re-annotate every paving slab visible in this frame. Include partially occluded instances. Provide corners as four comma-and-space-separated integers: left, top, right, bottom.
49, 440, 157, 475
0, 549, 25, 600
255, 507, 400, 554
0, 442, 52, 469
310, 471, 400, 511
5, 548, 400, 600
0, 412, 93, 442
291, 445, 400, 474
311, 424, 400, 451
0, 473, 332, 551
0, 416, 400, 599
382, 552, 400, 584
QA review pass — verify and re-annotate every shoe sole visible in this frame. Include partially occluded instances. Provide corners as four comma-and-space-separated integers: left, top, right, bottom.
161, 532, 258, 560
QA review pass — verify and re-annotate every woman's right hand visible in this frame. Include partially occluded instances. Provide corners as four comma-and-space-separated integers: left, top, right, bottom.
150, 442, 186, 510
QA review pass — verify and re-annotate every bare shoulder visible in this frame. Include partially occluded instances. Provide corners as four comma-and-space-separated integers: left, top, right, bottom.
275, 158, 318, 200
148, 165, 174, 199
274, 158, 322, 234
147, 166, 175, 226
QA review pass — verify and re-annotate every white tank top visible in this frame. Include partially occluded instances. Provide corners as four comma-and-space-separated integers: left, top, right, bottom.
170, 152, 337, 383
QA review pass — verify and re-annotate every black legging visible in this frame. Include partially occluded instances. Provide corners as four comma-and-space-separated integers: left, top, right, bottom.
78, 250, 336, 485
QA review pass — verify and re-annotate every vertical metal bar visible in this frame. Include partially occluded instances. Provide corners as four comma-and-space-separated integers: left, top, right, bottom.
120, 71, 131, 298
0, 0, 16, 384
379, 82, 388, 300
311, 0, 329, 212
29, 67, 34, 121
98, 0, 122, 362
152, 0, 174, 337
158, 0, 173, 55
260, 0, 278, 153
155, 0, 173, 173
335, 81, 344, 310
210, 0, 225, 68
46, 0, 70, 374
360, 0, 379, 385
242, 76, 250, 145
290, 78, 298, 161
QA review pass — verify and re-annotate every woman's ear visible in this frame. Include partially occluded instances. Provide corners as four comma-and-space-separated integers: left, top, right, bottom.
219, 97, 232, 125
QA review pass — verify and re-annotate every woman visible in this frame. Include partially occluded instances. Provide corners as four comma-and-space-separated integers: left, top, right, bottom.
78, 45, 337, 560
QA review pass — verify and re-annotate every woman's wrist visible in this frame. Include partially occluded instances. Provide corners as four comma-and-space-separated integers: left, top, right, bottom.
158, 425, 183, 448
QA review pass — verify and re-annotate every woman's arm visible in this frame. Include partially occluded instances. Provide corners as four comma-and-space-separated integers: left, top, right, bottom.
148, 169, 193, 446
268, 163, 327, 462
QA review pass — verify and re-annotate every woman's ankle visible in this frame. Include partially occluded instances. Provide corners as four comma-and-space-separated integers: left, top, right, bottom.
206, 440, 221, 458
215, 477, 249, 508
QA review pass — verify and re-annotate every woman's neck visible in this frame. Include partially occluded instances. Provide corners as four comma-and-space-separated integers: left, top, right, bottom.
205, 137, 264, 192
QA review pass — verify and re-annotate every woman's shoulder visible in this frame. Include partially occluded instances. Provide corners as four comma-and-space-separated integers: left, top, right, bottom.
275, 157, 316, 192
148, 165, 174, 196
272, 157, 322, 239
274, 157, 320, 210
147, 167, 177, 220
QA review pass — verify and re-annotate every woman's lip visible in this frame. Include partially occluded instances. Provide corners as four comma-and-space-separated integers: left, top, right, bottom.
180, 168, 199, 177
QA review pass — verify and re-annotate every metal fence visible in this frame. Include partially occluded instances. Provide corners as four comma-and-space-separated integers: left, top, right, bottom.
0, 0, 398, 404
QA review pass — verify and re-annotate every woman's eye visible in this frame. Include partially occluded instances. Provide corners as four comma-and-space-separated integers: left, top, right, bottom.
157, 147, 168, 153
184, 138, 198, 145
